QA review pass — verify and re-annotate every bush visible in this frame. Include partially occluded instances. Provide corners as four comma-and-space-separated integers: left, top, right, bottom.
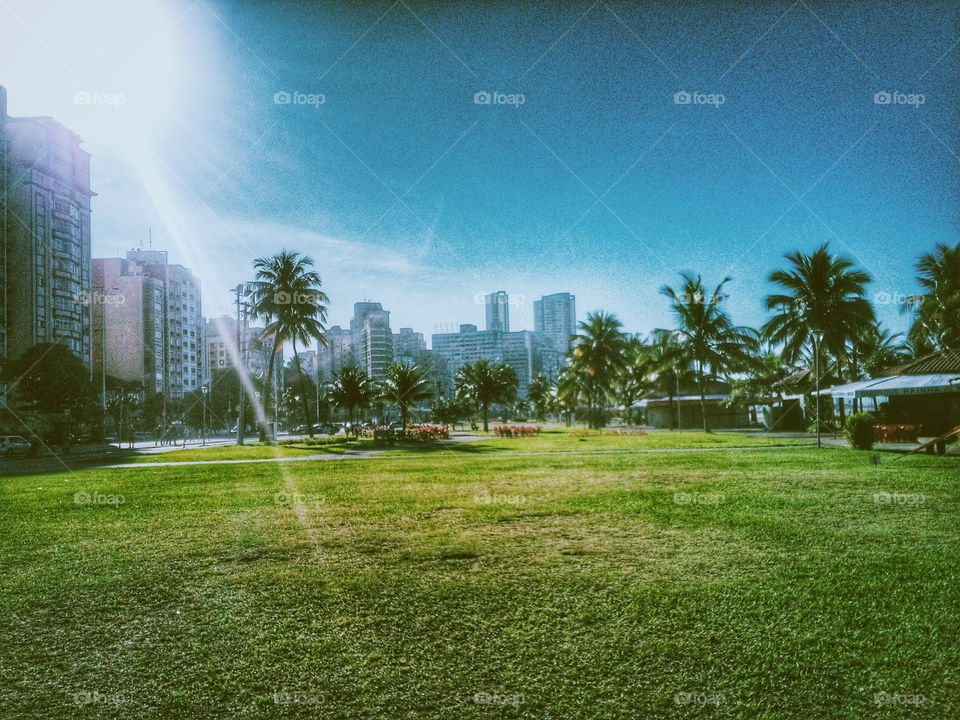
278, 436, 348, 448
405, 424, 450, 442
844, 412, 875, 450
492, 425, 541, 438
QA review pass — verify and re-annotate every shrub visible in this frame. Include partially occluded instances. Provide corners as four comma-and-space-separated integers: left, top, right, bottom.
405, 424, 450, 442
492, 425, 541, 438
278, 436, 349, 448
844, 412, 875, 450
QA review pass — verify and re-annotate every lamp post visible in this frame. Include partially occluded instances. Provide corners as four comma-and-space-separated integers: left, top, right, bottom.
200, 384, 208, 446
234, 283, 248, 445
812, 330, 824, 448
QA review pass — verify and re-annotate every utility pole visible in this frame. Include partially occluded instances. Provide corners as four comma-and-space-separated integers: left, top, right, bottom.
235, 283, 246, 445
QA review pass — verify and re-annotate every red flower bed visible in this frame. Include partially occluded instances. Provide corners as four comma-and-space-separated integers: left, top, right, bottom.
405, 424, 450, 442
492, 425, 542, 438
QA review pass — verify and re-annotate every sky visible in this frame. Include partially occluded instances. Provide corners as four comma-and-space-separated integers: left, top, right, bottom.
1, 0, 958, 348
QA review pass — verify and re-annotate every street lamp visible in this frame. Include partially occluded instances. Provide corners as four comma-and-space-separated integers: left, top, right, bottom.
234, 283, 248, 446
200, 385, 208, 446
812, 330, 824, 449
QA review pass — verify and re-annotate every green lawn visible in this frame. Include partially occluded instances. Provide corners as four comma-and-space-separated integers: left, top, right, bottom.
1, 434, 957, 719
409, 427, 810, 454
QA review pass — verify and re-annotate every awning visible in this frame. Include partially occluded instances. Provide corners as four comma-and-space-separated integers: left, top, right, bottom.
858, 374, 960, 397
637, 394, 730, 407
814, 378, 889, 398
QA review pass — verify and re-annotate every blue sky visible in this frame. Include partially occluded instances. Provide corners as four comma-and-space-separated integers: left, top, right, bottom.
2, 0, 958, 344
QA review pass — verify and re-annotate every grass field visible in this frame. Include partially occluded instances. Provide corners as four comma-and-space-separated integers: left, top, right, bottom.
1, 432, 957, 719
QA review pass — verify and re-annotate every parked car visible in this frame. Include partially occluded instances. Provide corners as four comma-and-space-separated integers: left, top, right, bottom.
0, 435, 32, 457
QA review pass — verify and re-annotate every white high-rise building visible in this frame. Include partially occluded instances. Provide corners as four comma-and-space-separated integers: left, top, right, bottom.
126, 250, 205, 400
485, 291, 510, 333
1, 85, 94, 370
533, 292, 576, 379
317, 325, 353, 382
350, 302, 392, 381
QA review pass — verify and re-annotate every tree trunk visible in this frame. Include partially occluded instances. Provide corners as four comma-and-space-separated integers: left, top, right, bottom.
292, 339, 313, 437
482, 402, 489, 432
698, 361, 710, 433
261, 335, 280, 442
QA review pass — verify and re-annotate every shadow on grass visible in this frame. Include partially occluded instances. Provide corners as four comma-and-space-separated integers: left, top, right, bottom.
0, 448, 143, 477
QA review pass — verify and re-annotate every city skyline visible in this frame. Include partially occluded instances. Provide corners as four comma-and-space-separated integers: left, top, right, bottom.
2, 0, 956, 343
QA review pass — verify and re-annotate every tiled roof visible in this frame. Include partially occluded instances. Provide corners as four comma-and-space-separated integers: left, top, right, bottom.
882, 348, 960, 376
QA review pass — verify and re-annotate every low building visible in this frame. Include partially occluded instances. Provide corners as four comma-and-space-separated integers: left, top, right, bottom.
822, 349, 960, 437
639, 380, 748, 429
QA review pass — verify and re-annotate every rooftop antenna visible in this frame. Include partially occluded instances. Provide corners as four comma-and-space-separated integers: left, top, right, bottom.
147, 228, 152, 250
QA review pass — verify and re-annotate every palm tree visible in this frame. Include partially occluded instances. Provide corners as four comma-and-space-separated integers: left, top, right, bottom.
527, 374, 552, 422
247, 250, 329, 438
661, 273, 759, 432
552, 366, 580, 427
326, 366, 374, 435
379, 362, 432, 430
455, 359, 519, 432
618, 336, 651, 426
568, 312, 629, 428
905, 241, 960, 351
853, 323, 908, 379
762, 243, 874, 381
645, 329, 693, 430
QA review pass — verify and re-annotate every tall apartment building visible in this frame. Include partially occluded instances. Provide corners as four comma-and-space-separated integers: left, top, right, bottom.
485, 290, 510, 333
1, 85, 94, 370
392, 327, 426, 364
431, 323, 540, 398
316, 325, 352, 382
205, 315, 276, 385
349, 301, 392, 381
533, 292, 576, 380
124, 250, 204, 400
92, 258, 165, 396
